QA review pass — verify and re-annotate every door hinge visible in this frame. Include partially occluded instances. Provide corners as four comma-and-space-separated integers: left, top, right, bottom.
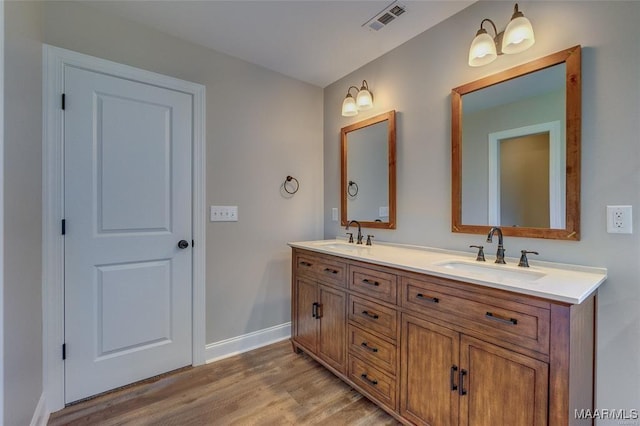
61, 219, 66, 235
62, 343, 66, 360
61, 93, 66, 110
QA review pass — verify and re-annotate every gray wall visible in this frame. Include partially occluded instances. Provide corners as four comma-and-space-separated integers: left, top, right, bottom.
3, 1, 43, 425
324, 1, 640, 418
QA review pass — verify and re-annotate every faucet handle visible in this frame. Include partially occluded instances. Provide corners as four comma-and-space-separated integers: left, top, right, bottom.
346, 232, 354, 243
366, 235, 374, 246
518, 250, 539, 267
470, 245, 485, 262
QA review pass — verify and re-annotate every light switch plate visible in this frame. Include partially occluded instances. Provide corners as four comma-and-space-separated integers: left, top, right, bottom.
210, 205, 238, 222
332, 208, 339, 221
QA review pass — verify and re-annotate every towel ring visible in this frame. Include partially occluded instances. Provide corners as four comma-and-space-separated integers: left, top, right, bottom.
284, 175, 299, 194
348, 180, 359, 197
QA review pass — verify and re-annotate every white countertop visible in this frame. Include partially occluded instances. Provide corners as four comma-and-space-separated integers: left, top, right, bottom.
288, 239, 607, 304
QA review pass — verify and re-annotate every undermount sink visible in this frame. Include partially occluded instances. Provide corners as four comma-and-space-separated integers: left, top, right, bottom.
312, 241, 370, 251
435, 260, 545, 282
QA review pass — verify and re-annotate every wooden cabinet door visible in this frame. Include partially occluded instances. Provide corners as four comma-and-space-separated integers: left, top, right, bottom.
459, 335, 548, 426
318, 284, 347, 373
400, 314, 460, 426
295, 277, 317, 352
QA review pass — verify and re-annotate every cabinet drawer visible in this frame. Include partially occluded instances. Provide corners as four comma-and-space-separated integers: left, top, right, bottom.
349, 265, 397, 304
349, 355, 397, 411
402, 276, 550, 354
294, 252, 346, 287
316, 258, 347, 287
348, 325, 397, 375
349, 295, 397, 340
295, 253, 317, 277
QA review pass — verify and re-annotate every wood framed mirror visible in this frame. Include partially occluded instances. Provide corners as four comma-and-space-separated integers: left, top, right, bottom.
341, 110, 396, 229
452, 45, 581, 240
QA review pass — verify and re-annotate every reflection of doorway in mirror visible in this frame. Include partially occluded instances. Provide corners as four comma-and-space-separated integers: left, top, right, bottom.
488, 121, 564, 229
501, 134, 550, 228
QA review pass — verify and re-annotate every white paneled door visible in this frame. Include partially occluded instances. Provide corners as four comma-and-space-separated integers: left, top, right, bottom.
64, 66, 193, 403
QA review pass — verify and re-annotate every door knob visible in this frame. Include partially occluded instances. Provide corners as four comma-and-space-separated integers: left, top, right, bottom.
177, 240, 189, 249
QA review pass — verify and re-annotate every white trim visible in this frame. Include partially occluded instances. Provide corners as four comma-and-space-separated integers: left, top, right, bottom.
488, 121, 564, 228
205, 323, 292, 363
0, 2, 5, 422
42, 45, 206, 412
29, 394, 49, 426
488, 135, 500, 226
191, 76, 207, 367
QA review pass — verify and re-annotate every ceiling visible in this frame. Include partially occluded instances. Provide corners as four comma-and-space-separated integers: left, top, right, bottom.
87, 1, 474, 87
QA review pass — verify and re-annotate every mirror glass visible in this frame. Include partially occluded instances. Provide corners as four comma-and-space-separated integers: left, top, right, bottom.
462, 64, 565, 228
452, 46, 581, 240
341, 110, 396, 229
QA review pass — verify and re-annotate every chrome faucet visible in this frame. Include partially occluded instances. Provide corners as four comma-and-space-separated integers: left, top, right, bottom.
346, 220, 363, 244
486, 227, 506, 264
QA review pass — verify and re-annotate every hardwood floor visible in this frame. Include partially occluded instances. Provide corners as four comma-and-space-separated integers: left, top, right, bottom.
49, 340, 400, 425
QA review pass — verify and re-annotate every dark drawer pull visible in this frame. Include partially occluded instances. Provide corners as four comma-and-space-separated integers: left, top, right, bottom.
312, 302, 318, 318
324, 267, 339, 274
485, 312, 518, 325
450, 365, 458, 391
362, 278, 380, 287
416, 293, 439, 304
361, 310, 379, 320
299, 261, 313, 267
459, 369, 467, 396
360, 373, 378, 386
360, 342, 379, 353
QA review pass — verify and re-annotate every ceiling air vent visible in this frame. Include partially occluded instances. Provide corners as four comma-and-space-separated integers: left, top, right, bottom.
363, 1, 407, 32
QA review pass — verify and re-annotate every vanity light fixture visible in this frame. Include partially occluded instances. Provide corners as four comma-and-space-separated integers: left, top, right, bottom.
468, 3, 535, 67
341, 80, 373, 117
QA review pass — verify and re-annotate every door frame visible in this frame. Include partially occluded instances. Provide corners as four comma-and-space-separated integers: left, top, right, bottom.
0, 2, 5, 421
487, 120, 564, 228
42, 45, 206, 412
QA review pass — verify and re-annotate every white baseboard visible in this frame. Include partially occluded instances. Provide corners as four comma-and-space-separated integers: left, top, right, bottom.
205, 322, 291, 363
30, 393, 49, 426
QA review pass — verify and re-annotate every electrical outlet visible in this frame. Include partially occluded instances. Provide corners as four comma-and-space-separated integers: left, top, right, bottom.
607, 205, 632, 234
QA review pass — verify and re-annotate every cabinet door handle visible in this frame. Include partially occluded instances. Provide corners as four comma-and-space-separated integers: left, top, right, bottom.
459, 369, 467, 396
362, 278, 380, 287
324, 268, 339, 274
361, 310, 379, 320
300, 261, 313, 267
360, 373, 378, 386
360, 342, 379, 353
485, 312, 518, 325
312, 302, 318, 318
416, 293, 439, 304
450, 365, 458, 391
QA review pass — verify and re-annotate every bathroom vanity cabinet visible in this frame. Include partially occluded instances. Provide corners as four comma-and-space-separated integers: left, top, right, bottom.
293, 250, 348, 374
290, 246, 599, 426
